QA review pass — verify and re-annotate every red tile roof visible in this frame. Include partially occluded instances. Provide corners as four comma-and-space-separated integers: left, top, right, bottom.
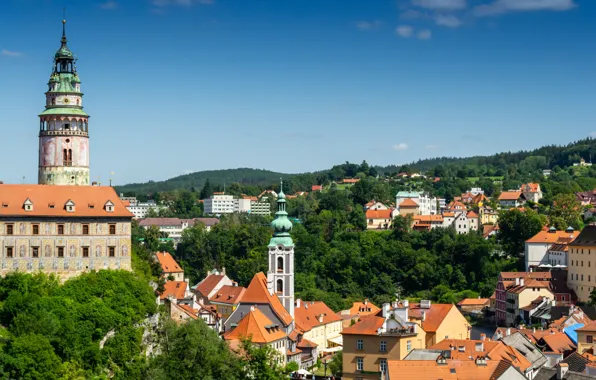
297, 338, 318, 349
311, 185, 323, 191
526, 230, 579, 244
499, 191, 523, 201
466, 211, 479, 218
241, 272, 293, 326
155, 251, 183, 274
521, 183, 540, 192
541, 332, 576, 354
347, 300, 380, 316
366, 209, 393, 219
160, 281, 188, 300
224, 307, 287, 344
342, 178, 360, 184
413, 215, 444, 222
410, 303, 456, 332
209, 285, 246, 305
457, 298, 489, 306
387, 359, 512, 380
195, 274, 225, 297
341, 315, 385, 335
0, 184, 133, 218
400, 198, 419, 208
294, 301, 341, 332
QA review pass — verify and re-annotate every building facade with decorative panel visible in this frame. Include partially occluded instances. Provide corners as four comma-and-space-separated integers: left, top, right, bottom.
0, 184, 133, 280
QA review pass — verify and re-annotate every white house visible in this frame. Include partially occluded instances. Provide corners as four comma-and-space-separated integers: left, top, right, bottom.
203, 193, 238, 214
520, 183, 543, 203
524, 227, 579, 270
396, 191, 437, 215
442, 211, 479, 234
498, 191, 526, 209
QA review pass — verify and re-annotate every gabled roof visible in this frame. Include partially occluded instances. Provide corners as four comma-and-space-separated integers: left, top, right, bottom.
366, 209, 393, 219
400, 198, 419, 207
569, 225, 596, 247
386, 359, 518, 380
209, 285, 246, 305
458, 298, 489, 306
297, 338, 318, 349
160, 281, 188, 300
223, 307, 286, 344
0, 184, 132, 217
540, 332, 576, 354
467, 211, 479, 218
347, 300, 380, 316
341, 315, 385, 335
413, 215, 444, 222
499, 191, 523, 201
241, 272, 293, 326
409, 303, 456, 332
294, 301, 341, 332
526, 230, 578, 244
155, 251, 183, 274
521, 183, 540, 192
195, 274, 225, 297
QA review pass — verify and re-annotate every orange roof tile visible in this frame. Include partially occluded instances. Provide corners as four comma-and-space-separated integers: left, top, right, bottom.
521, 183, 540, 192
541, 332, 575, 354
155, 251, 183, 274
457, 298, 489, 306
195, 274, 225, 297
387, 359, 511, 380
347, 300, 381, 316
577, 321, 596, 332
341, 315, 384, 335
0, 184, 133, 218
413, 215, 444, 222
342, 178, 360, 183
410, 303, 456, 332
294, 301, 341, 332
366, 209, 393, 219
297, 338, 318, 349
499, 191, 523, 201
443, 212, 455, 217
526, 230, 579, 244
467, 211, 479, 218
448, 201, 467, 210
209, 285, 246, 305
160, 281, 188, 300
171, 303, 198, 320
241, 272, 293, 326
311, 185, 323, 191
400, 198, 419, 207
224, 307, 287, 344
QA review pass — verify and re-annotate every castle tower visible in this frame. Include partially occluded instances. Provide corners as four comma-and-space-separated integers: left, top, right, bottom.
38, 19, 90, 186
267, 181, 295, 318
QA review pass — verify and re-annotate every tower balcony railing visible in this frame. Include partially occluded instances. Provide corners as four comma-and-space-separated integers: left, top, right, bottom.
40, 130, 88, 137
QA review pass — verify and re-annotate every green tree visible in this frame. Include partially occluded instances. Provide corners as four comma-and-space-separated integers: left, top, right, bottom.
550, 193, 583, 230
328, 351, 343, 376
239, 339, 289, 380
0, 334, 63, 380
497, 209, 545, 264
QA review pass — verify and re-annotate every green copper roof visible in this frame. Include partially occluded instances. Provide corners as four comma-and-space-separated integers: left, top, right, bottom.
396, 191, 422, 198
39, 107, 89, 117
268, 181, 294, 248
48, 73, 80, 93
55, 20, 74, 60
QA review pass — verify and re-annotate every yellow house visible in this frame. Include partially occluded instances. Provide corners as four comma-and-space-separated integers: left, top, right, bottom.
504, 278, 554, 326
294, 299, 343, 353
208, 285, 246, 320
479, 205, 499, 225
576, 322, 596, 354
568, 225, 596, 302
341, 300, 470, 380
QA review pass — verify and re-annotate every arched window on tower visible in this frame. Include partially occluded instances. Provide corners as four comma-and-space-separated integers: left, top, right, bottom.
51, 98, 56, 105
63, 149, 72, 166
276, 279, 283, 294
277, 257, 284, 273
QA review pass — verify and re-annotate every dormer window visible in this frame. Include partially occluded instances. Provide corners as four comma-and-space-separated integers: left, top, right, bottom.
104, 200, 114, 213
65, 200, 75, 213
23, 198, 33, 212
48, 203, 55, 209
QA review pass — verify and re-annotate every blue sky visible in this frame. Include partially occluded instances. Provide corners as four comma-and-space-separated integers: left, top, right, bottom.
0, 0, 594, 185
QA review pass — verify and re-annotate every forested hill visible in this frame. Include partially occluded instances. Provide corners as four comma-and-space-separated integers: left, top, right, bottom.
116, 168, 293, 195
405, 138, 596, 173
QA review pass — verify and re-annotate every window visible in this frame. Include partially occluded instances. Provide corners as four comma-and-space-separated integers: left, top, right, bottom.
587, 335, 593, 343
58, 224, 64, 235
276, 279, 283, 294
32, 224, 39, 235
407, 340, 412, 352
380, 359, 387, 374
357, 339, 363, 350
380, 340, 387, 352
32, 247, 39, 258
57, 247, 64, 258
82, 224, 89, 235
6, 247, 13, 258
6, 224, 13, 235
356, 357, 363, 371
582, 275, 584, 281
109, 247, 115, 257
109, 224, 116, 235
277, 256, 284, 272
82, 247, 89, 258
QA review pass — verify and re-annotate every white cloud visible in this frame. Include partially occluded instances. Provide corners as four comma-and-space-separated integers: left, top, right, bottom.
589, 132, 596, 138
417, 29, 432, 39
1, 49, 22, 58
153, 0, 213, 6
435, 14, 463, 27
356, 20, 383, 31
395, 25, 414, 38
474, 0, 576, 16
100, 1, 118, 9
392, 143, 409, 151
412, 0, 467, 10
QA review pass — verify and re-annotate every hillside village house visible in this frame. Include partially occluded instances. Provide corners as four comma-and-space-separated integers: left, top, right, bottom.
294, 299, 343, 353
365, 209, 395, 230
568, 225, 596, 302
494, 272, 553, 326
337, 299, 381, 328
498, 191, 526, 208
479, 205, 499, 225
397, 198, 420, 216
411, 215, 444, 231
192, 268, 235, 304
504, 278, 555, 326
0, 184, 132, 280
396, 191, 437, 215
576, 322, 596, 354
520, 183, 543, 203
155, 251, 184, 281
208, 284, 246, 320
525, 227, 579, 270
364, 200, 388, 211
341, 299, 470, 380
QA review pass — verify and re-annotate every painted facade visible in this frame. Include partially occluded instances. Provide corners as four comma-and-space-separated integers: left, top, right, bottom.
38, 20, 90, 186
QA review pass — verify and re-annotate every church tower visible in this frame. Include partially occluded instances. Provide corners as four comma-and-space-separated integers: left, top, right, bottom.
38, 20, 90, 186
267, 181, 295, 318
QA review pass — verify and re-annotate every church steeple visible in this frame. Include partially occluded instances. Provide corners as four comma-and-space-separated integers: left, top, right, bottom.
267, 179, 295, 318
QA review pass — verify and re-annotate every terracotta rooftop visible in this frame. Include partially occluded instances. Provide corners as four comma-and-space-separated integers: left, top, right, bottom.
347, 300, 381, 316
209, 285, 246, 305
294, 300, 341, 332
541, 332, 576, 354
160, 281, 188, 300
458, 298, 489, 306
241, 272, 293, 326
365, 209, 393, 219
521, 183, 540, 192
387, 359, 516, 380
526, 230, 578, 244
576, 321, 596, 332
224, 307, 286, 344
195, 274, 225, 297
341, 315, 385, 335
413, 215, 444, 222
297, 338, 318, 349
0, 184, 132, 218
400, 198, 419, 208
155, 251, 183, 274
499, 191, 523, 201
409, 303, 456, 332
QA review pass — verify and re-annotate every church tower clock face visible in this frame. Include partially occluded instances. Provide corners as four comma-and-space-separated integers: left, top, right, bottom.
38, 19, 90, 187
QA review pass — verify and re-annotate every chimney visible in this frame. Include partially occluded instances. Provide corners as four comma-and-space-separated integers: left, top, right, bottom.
392, 300, 398, 309
515, 278, 520, 285
557, 363, 568, 380
506, 328, 511, 336
421, 310, 426, 321
364, 298, 369, 305
382, 303, 391, 318
480, 334, 486, 341
296, 299, 301, 308
475, 342, 484, 352
222, 267, 226, 276
403, 299, 409, 308
532, 327, 536, 333
318, 314, 324, 323
250, 305, 255, 312
520, 278, 525, 287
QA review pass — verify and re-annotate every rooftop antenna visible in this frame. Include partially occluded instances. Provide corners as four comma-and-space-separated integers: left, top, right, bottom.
109, 172, 115, 187
21, 176, 25, 184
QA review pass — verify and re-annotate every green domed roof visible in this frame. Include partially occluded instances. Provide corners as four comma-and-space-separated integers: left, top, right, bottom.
268, 180, 294, 248
55, 20, 74, 60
